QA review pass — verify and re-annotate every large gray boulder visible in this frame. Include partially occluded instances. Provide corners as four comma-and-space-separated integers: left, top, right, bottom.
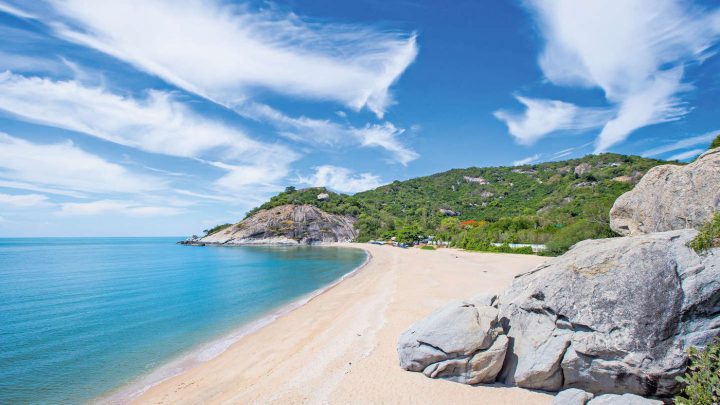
610, 148, 720, 236
398, 294, 508, 384
498, 229, 720, 396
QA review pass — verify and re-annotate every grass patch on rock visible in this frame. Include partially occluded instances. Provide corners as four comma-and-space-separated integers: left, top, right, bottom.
688, 213, 720, 253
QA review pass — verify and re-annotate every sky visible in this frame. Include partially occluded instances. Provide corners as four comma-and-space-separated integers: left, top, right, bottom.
0, 0, 719, 237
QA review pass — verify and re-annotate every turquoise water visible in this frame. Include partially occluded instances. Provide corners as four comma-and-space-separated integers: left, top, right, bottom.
0, 238, 366, 404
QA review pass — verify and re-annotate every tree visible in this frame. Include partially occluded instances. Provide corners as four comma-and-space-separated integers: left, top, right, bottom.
285, 186, 296, 193
395, 225, 424, 244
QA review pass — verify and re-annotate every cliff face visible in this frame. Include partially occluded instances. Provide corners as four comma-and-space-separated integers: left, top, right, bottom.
199, 204, 357, 245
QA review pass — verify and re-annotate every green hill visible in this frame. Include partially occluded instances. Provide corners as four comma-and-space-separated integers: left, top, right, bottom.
240, 153, 671, 255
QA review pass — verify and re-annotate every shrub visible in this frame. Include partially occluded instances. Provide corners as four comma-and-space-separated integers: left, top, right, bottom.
710, 134, 720, 150
203, 223, 232, 236
675, 338, 720, 405
420, 245, 435, 250
688, 213, 720, 253
544, 220, 611, 256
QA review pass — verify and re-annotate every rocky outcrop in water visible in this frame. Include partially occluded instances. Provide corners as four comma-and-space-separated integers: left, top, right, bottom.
198, 204, 357, 245
610, 148, 720, 236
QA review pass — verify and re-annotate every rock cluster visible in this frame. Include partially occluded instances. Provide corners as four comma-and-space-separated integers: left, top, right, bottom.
574, 163, 592, 176
463, 175, 489, 184
498, 230, 719, 396
399, 147, 720, 401
438, 208, 461, 217
199, 204, 357, 245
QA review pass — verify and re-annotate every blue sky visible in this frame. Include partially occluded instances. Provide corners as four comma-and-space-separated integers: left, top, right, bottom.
0, 0, 719, 236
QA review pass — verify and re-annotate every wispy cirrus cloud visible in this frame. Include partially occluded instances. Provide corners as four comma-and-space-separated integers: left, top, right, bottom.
0, 193, 50, 207
0, 132, 161, 194
297, 165, 383, 194
512, 154, 541, 166
353, 123, 418, 166
667, 148, 704, 161
500, 0, 720, 151
0, 71, 299, 191
0, 1, 37, 19
0, 72, 292, 160
641, 131, 719, 157
59, 200, 185, 217
494, 96, 611, 145
238, 102, 419, 165
35, 0, 417, 118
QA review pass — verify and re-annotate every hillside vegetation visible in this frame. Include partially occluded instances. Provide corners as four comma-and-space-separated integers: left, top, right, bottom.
242, 153, 670, 255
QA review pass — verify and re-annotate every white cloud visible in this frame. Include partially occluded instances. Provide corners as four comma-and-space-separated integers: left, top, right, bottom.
594, 68, 689, 152
237, 102, 419, 164
0, 193, 49, 207
0, 133, 161, 194
494, 96, 611, 145
43, 0, 417, 117
59, 200, 185, 217
0, 180, 86, 198
0, 72, 293, 161
297, 165, 383, 194
207, 160, 291, 194
0, 72, 299, 191
238, 102, 347, 146
512, 0, 720, 151
641, 131, 718, 157
551, 142, 593, 159
0, 51, 64, 74
667, 148, 704, 161
0, 1, 37, 19
353, 123, 418, 165
512, 154, 541, 166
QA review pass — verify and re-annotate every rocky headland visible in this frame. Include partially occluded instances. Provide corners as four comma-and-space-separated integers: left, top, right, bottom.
191, 204, 357, 246
398, 147, 720, 403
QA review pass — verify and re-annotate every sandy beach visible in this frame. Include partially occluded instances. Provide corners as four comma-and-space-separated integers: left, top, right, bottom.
132, 244, 552, 404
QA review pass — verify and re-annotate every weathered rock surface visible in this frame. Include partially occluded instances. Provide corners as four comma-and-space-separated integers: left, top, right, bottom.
438, 208, 461, 217
553, 388, 594, 405
199, 204, 356, 245
398, 295, 508, 384
574, 163, 592, 176
610, 148, 720, 236
587, 393, 662, 405
498, 229, 720, 396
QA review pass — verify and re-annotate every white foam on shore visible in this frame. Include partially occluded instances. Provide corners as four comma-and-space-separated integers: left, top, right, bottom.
96, 245, 370, 405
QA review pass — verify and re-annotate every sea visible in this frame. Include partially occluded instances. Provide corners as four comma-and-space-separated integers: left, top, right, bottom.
0, 237, 367, 404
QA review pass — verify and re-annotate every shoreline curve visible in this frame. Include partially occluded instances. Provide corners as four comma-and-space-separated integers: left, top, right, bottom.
98, 244, 371, 405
